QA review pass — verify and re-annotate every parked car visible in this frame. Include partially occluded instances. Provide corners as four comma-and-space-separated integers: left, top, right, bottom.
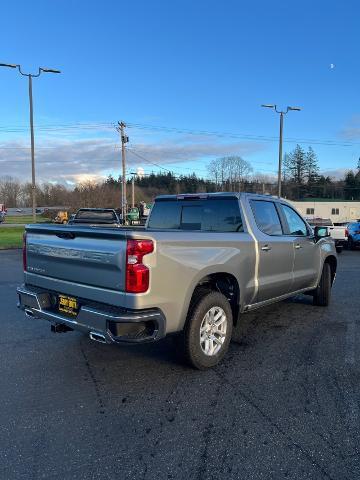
0, 211, 5, 223
347, 221, 360, 250
17, 193, 337, 369
306, 217, 347, 253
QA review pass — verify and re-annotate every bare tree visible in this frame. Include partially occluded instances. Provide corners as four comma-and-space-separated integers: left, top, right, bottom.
207, 156, 253, 191
0, 176, 22, 207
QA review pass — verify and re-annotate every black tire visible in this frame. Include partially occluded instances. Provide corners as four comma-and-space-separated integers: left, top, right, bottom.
336, 246, 343, 254
348, 237, 355, 251
313, 262, 331, 307
179, 289, 233, 370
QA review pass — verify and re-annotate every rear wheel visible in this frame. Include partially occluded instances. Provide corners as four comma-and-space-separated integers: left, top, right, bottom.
180, 290, 233, 369
313, 262, 331, 306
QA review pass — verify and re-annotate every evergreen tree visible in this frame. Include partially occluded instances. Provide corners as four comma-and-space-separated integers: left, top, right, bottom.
344, 170, 360, 200
283, 144, 307, 185
305, 147, 319, 183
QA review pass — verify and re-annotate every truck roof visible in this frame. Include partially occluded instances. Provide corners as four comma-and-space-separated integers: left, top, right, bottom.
155, 192, 277, 201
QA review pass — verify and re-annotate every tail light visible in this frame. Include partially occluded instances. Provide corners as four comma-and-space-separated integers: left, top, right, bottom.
345, 228, 349, 238
22, 232, 27, 271
126, 239, 154, 293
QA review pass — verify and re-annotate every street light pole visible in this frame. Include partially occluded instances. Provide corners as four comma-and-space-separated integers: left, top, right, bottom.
0, 63, 61, 222
278, 111, 284, 198
28, 75, 36, 222
261, 104, 301, 198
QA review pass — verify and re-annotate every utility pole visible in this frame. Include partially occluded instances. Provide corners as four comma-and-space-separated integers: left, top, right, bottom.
117, 121, 128, 222
0, 63, 61, 222
261, 104, 301, 198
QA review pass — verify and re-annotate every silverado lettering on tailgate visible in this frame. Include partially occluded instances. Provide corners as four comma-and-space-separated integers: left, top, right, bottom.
27, 244, 116, 264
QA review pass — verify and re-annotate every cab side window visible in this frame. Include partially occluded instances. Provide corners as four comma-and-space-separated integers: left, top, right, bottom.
250, 200, 283, 235
281, 205, 308, 236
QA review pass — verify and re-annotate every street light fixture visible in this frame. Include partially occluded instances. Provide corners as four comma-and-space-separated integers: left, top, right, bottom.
0, 63, 61, 222
0, 63, 18, 69
261, 104, 301, 197
39, 68, 61, 74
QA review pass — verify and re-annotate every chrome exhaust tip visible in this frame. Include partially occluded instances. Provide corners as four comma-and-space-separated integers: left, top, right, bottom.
89, 331, 107, 344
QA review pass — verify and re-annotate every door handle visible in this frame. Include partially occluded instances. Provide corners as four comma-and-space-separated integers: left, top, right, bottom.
261, 245, 271, 251
295, 244, 302, 249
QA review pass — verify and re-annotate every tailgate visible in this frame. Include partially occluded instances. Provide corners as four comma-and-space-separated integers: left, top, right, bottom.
25, 225, 127, 291
329, 227, 346, 240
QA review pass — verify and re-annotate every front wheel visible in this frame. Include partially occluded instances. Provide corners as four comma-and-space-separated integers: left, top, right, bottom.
313, 263, 331, 306
180, 290, 233, 369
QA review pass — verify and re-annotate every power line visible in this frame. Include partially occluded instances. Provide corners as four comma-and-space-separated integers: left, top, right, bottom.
1, 120, 360, 147
127, 122, 360, 148
126, 147, 279, 180
127, 148, 176, 174
129, 144, 278, 171
0, 122, 116, 133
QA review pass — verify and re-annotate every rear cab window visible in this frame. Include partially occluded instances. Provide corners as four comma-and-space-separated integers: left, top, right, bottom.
74, 210, 118, 223
148, 197, 244, 232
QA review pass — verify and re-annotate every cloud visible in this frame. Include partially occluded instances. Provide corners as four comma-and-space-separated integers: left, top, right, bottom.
129, 136, 264, 164
0, 136, 266, 183
340, 115, 360, 140
321, 168, 353, 180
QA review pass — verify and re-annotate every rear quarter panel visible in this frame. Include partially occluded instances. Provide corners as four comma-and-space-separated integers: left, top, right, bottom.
126, 229, 256, 333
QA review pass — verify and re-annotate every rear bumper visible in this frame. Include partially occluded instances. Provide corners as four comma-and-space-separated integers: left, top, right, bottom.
17, 284, 166, 344
334, 239, 347, 247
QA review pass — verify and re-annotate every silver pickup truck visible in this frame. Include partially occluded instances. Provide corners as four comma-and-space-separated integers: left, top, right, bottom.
17, 193, 337, 369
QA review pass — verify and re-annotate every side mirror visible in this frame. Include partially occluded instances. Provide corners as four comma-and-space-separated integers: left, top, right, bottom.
314, 225, 330, 241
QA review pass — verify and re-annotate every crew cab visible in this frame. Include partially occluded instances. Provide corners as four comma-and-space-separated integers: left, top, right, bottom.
17, 193, 337, 369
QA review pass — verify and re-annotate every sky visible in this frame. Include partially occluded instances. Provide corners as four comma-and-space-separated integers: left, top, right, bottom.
1, 0, 360, 185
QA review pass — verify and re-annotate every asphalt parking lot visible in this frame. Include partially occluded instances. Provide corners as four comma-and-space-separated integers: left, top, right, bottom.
1, 250, 359, 480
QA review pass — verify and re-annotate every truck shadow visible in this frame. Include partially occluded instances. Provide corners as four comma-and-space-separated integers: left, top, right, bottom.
76, 292, 319, 376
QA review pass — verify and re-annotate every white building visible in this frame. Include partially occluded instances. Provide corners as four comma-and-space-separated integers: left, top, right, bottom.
290, 200, 360, 224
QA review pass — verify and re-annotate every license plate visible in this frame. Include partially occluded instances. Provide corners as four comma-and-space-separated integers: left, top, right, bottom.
58, 295, 79, 316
